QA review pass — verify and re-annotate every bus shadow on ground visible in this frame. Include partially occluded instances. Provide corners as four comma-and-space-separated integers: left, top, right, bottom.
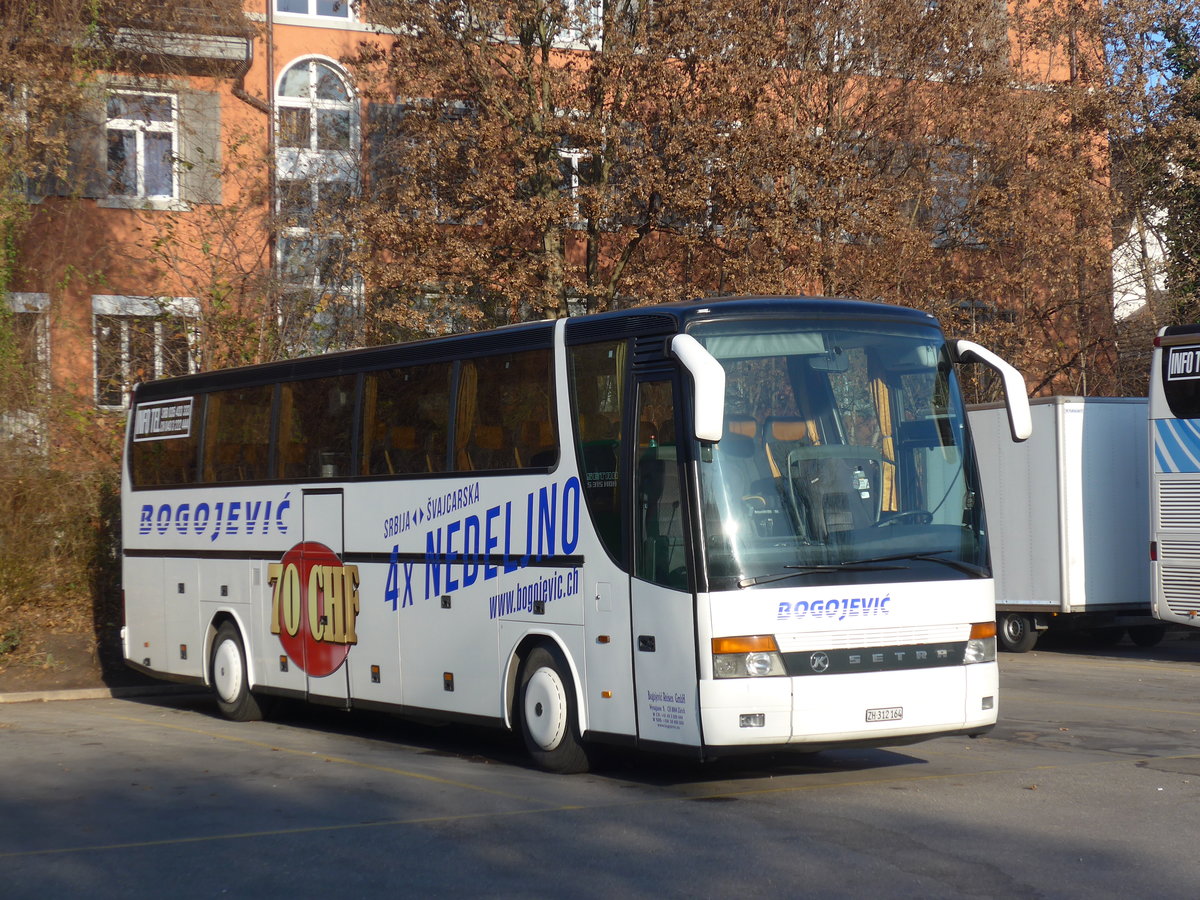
130, 690, 929, 786
1028, 627, 1200, 664
585, 745, 928, 787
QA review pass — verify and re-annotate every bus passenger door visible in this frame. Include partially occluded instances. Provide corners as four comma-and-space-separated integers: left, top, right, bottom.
302, 488, 351, 706
630, 377, 702, 747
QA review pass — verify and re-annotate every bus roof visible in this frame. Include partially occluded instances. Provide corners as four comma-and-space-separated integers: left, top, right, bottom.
134, 296, 941, 403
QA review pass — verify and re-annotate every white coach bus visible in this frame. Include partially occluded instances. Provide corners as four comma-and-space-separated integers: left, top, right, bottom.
121, 296, 1030, 772
1150, 324, 1200, 630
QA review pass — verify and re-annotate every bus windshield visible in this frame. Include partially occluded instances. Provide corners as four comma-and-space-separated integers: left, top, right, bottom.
691, 317, 987, 590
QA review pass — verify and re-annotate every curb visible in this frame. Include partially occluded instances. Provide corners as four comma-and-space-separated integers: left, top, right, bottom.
0, 684, 205, 704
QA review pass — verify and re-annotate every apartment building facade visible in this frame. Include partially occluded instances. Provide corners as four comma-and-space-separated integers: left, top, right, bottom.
9, 1, 389, 411
6, 1, 1117, 411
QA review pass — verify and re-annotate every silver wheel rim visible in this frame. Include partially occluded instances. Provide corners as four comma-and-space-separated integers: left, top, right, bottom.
524, 667, 568, 751
213, 638, 244, 705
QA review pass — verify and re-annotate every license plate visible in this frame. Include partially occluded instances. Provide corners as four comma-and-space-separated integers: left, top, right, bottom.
865, 706, 903, 722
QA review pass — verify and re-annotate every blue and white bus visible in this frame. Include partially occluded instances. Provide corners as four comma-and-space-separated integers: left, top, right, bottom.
1150, 324, 1200, 630
122, 296, 1030, 772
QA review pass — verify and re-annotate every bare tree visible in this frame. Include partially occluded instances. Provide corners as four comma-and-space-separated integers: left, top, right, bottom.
345, 0, 1178, 400
0, 0, 258, 660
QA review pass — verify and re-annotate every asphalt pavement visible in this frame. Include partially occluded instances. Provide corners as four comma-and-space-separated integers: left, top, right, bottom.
2, 633, 1199, 898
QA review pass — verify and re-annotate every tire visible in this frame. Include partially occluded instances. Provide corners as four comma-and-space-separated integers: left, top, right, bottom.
210, 622, 265, 722
1128, 625, 1166, 648
517, 645, 589, 774
998, 613, 1038, 653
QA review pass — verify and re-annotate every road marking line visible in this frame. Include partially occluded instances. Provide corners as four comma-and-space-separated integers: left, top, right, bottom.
0, 805, 580, 860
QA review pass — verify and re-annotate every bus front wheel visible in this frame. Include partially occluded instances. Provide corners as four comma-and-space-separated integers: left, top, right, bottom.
517, 645, 589, 774
210, 622, 265, 722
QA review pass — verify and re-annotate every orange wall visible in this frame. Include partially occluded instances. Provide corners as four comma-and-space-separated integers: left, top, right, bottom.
14, 2, 1108, 400
17, 9, 391, 398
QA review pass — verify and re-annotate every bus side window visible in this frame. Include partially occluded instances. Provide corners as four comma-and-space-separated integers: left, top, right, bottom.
569, 341, 625, 566
202, 386, 273, 483
130, 398, 202, 487
509, 350, 556, 469
453, 350, 556, 472
364, 362, 452, 476
635, 380, 689, 590
276, 375, 356, 480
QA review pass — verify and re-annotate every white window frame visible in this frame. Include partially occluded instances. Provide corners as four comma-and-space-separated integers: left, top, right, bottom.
1, 292, 50, 446
4, 292, 50, 389
920, 0, 1008, 81
3, 84, 28, 196
275, 58, 361, 317
925, 142, 986, 250
273, 0, 356, 22
557, 145, 590, 227
275, 57, 359, 180
556, 0, 605, 49
105, 89, 179, 203
92, 295, 198, 410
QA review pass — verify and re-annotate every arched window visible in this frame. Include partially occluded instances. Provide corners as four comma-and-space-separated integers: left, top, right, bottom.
277, 58, 356, 156
275, 59, 360, 349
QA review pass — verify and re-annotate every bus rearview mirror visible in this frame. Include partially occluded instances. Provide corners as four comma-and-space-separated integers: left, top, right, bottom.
671, 334, 726, 443
954, 339, 1032, 442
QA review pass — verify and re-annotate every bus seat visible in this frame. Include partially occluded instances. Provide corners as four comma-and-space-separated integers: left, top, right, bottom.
785, 446, 883, 539
763, 415, 814, 479
466, 423, 507, 471
717, 430, 769, 503
725, 414, 757, 440
242, 442, 269, 480
377, 425, 421, 475
514, 419, 556, 468
214, 443, 245, 481
367, 422, 390, 475
278, 439, 308, 479
713, 426, 782, 539
577, 412, 616, 443
714, 430, 750, 498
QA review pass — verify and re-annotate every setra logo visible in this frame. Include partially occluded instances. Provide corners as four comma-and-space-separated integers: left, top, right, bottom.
267, 542, 360, 677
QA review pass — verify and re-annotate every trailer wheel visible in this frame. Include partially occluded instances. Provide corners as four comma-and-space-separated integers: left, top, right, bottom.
1128, 625, 1166, 648
998, 613, 1038, 653
210, 622, 265, 722
517, 644, 589, 774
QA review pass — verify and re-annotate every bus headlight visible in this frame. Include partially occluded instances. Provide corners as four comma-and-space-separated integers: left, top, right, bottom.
712, 635, 786, 678
964, 622, 997, 664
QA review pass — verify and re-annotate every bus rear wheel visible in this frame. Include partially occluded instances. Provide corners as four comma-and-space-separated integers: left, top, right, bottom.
517, 645, 589, 774
211, 622, 265, 722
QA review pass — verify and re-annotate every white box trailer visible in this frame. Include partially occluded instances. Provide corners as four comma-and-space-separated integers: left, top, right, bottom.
967, 396, 1164, 652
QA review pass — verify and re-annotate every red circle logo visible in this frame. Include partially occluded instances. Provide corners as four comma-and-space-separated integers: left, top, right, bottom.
269, 542, 360, 677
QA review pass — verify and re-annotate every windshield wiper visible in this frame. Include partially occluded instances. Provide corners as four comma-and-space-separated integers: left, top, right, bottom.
736, 550, 986, 588
738, 562, 904, 588
842, 549, 988, 577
